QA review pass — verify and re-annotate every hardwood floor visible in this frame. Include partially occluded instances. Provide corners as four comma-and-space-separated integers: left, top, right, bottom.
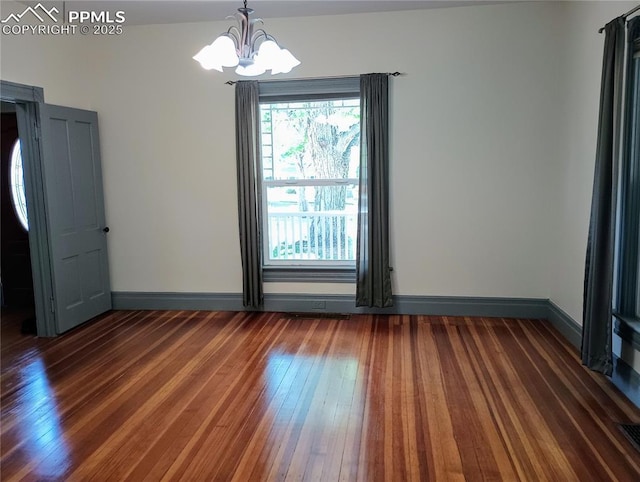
1, 310, 639, 481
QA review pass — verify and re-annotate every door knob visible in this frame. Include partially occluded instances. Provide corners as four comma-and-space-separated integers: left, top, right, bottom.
103, 227, 110, 233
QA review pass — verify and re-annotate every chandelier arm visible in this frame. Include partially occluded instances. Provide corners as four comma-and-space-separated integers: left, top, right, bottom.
250, 29, 273, 51
226, 26, 241, 49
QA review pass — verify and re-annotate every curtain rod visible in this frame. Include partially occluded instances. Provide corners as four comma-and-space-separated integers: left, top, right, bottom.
598, 4, 640, 33
224, 72, 402, 86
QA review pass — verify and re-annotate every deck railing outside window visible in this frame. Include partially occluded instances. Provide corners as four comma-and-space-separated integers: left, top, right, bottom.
267, 211, 357, 262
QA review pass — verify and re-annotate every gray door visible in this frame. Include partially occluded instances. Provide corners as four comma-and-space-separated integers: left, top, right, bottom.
40, 105, 111, 333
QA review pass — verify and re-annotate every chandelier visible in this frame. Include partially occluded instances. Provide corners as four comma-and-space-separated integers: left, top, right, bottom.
193, 0, 300, 77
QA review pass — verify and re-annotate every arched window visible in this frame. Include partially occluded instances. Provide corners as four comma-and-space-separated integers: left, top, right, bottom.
9, 140, 29, 231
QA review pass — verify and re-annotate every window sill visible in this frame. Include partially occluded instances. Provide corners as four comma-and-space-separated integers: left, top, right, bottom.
614, 314, 640, 352
263, 267, 356, 283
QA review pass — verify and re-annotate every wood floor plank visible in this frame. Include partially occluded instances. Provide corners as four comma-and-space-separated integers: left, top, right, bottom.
465, 318, 578, 480
3, 311, 211, 481
509, 319, 640, 478
1, 310, 639, 481
228, 317, 325, 482
415, 316, 463, 481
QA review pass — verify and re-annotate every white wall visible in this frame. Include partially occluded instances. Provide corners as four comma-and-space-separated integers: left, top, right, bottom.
20, 1, 566, 298
0, 1, 93, 107
0, 1, 633, 323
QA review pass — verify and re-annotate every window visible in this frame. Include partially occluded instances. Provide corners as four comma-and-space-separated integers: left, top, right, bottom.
9, 139, 28, 231
235, 75, 391, 305
616, 23, 640, 322
258, 78, 360, 277
631, 47, 640, 318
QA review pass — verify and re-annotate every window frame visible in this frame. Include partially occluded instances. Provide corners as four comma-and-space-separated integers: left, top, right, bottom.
615, 29, 640, 336
257, 77, 360, 282
633, 48, 640, 318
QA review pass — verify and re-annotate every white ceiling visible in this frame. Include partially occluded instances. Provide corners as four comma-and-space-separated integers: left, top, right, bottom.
20, 1, 515, 26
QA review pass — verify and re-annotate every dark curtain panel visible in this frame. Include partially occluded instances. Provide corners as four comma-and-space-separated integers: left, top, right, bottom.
235, 81, 263, 308
582, 18, 625, 375
356, 73, 393, 307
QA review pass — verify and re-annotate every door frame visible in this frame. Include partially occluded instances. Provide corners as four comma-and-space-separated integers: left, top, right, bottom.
1, 80, 57, 336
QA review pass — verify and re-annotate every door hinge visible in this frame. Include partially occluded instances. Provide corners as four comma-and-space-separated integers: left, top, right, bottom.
50, 297, 55, 313
34, 122, 40, 140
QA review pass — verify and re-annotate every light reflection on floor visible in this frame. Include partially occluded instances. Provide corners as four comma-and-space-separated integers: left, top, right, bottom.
265, 352, 362, 430
14, 357, 70, 478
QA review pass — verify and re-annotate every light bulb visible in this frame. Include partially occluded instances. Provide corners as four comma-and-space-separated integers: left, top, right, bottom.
209, 35, 239, 67
235, 62, 266, 77
271, 48, 300, 75
193, 45, 223, 71
193, 34, 239, 71
254, 40, 281, 71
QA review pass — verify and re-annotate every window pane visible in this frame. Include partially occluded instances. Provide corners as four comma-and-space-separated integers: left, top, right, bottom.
265, 184, 358, 262
634, 57, 640, 317
10, 140, 29, 231
260, 99, 361, 182
260, 94, 361, 267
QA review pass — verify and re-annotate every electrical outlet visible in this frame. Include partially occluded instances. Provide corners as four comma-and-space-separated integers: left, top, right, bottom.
312, 300, 326, 310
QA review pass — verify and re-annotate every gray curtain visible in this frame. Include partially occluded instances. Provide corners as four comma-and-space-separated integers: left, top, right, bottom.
235, 81, 263, 308
582, 18, 625, 375
356, 73, 393, 307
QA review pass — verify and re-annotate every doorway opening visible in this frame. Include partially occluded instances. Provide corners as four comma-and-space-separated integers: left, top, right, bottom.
1, 80, 112, 337
1, 101, 36, 336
